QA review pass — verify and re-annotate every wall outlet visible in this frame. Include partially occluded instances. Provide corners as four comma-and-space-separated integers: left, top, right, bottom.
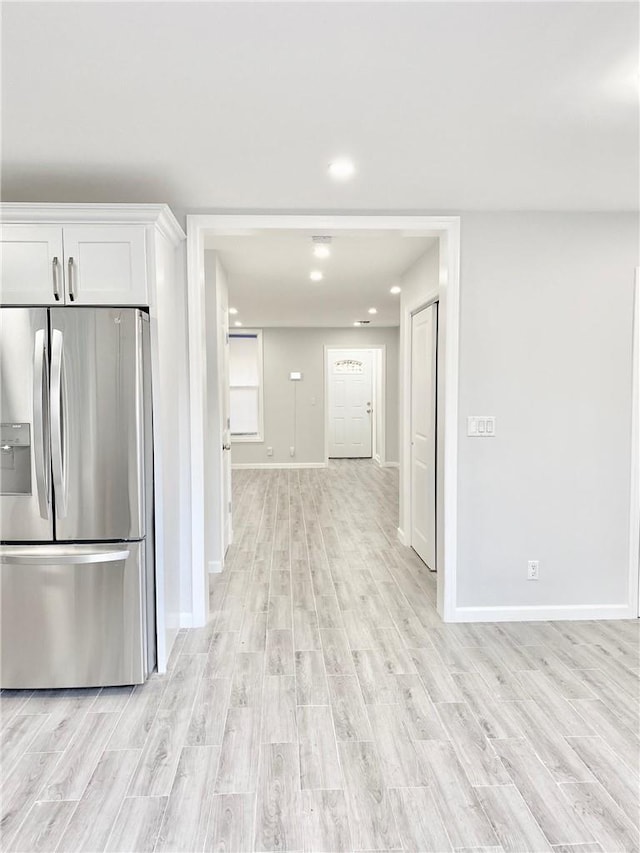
527, 560, 539, 580
266, 446, 273, 457
289, 446, 295, 457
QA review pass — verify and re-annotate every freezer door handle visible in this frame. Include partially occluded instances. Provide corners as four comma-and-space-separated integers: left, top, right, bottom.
50, 328, 68, 517
0, 549, 130, 565
32, 329, 51, 520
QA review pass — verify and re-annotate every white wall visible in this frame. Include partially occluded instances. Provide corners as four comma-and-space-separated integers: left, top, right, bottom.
231, 326, 400, 466
149, 233, 191, 663
456, 213, 639, 616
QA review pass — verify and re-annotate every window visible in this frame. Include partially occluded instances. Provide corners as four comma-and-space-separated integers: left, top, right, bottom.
229, 330, 263, 442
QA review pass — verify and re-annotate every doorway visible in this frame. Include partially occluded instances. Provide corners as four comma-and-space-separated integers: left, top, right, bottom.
325, 346, 385, 463
410, 302, 438, 570
187, 214, 461, 627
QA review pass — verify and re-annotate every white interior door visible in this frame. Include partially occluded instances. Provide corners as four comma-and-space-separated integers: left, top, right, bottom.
411, 304, 438, 570
328, 349, 373, 458
219, 291, 232, 553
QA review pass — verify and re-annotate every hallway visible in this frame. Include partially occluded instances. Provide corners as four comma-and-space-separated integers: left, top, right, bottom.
1, 461, 639, 851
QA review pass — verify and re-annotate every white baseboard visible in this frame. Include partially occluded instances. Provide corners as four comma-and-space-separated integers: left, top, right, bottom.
453, 603, 637, 623
383, 461, 399, 468
208, 560, 222, 574
397, 527, 408, 546
374, 454, 382, 467
231, 462, 328, 470
178, 612, 194, 629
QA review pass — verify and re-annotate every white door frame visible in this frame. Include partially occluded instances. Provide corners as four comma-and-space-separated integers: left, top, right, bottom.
324, 345, 385, 465
187, 214, 461, 625
631, 268, 640, 616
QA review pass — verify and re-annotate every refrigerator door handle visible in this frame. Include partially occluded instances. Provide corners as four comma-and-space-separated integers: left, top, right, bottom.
32, 329, 51, 520
50, 328, 68, 518
0, 549, 130, 566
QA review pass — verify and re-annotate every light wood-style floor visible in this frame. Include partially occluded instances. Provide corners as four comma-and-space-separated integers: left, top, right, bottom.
1, 461, 639, 852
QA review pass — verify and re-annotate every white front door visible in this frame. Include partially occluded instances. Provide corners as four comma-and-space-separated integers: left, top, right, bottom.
328, 349, 373, 458
411, 304, 438, 570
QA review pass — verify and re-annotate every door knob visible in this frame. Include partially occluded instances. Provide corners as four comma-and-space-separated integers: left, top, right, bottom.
223, 443, 231, 451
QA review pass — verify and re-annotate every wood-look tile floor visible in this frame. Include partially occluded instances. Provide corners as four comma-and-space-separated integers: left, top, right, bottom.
1, 460, 639, 852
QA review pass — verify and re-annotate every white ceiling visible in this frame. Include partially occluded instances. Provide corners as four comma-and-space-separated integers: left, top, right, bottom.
207, 230, 435, 326
1, 2, 638, 214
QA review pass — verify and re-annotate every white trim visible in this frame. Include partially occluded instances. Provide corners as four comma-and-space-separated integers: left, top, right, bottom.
397, 527, 407, 545
324, 344, 386, 465
631, 268, 640, 616
179, 612, 194, 629
454, 604, 637, 623
208, 560, 223, 574
231, 462, 327, 470
186, 222, 209, 628
186, 214, 460, 628
0, 203, 185, 246
383, 461, 400, 468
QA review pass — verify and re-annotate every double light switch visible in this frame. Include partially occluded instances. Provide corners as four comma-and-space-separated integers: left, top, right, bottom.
467, 416, 496, 437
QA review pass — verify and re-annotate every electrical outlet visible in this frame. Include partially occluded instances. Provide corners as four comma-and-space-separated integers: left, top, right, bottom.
267, 446, 273, 457
289, 446, 295, 457
527, 560, 539, 580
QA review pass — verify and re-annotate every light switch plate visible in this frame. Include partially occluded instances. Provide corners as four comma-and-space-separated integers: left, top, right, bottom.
468, 416, 496, 437
290, 371, 302, 381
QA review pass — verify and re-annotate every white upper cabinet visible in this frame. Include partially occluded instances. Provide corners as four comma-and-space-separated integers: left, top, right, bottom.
1, 220, 148, 306
0, 225, 64, 305
63, 224, 147, 305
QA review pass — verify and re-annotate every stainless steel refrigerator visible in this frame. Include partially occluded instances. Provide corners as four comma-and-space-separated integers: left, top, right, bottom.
0, 307, 156, 688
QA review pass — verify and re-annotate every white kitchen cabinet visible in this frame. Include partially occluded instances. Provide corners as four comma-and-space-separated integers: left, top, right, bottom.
1, 222, 147, 306
0, 224, 64, 305
63, 224, 147, 305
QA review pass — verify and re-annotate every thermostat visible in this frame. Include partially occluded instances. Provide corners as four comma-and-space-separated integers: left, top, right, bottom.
290, 372, 302, 381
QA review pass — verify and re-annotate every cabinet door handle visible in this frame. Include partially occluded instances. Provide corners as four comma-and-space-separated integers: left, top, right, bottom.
52, 257, 61, 301
68, 257, 75, 302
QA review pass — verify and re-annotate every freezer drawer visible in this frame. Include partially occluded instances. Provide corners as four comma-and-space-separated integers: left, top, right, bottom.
0, 542, 149, 688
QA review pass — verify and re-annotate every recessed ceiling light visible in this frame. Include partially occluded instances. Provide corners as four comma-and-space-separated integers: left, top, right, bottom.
229, 307, 238, 315
310, 270, 323, 282
390, 286, 401, 295
368, 307, 377, 315
234, 321, 242, 327
328, 158, 355, 181
312, 236, 332, 259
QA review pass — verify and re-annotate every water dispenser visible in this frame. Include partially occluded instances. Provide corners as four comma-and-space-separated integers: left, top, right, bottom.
0, 423, 31, 495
